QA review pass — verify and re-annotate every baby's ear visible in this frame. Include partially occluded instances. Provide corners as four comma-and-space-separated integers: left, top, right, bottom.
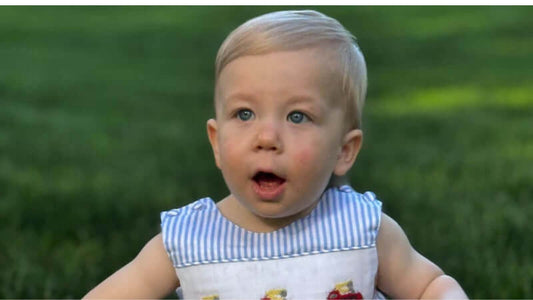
206, 119, 221, 169
333, 129, 363, 176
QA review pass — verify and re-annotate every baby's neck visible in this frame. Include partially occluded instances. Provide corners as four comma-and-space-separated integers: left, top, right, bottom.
216, 195, 318, 233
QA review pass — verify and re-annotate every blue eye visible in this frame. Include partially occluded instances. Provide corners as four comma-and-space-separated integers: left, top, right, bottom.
287, 111, 308, 124
237, 109, 254, 121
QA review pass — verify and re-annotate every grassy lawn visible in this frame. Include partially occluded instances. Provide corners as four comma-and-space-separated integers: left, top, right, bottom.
0, 6, 531, 298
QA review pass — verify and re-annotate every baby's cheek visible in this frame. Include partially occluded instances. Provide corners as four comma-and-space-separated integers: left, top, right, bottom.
219, 139, 243, 164
295, 148, 315, 166
293, 147, 332, 188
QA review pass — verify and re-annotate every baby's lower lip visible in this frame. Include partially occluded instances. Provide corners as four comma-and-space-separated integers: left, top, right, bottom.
252, 178, 286, 200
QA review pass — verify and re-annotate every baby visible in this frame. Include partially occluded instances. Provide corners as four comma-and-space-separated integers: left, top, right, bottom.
84, 10, 467, 299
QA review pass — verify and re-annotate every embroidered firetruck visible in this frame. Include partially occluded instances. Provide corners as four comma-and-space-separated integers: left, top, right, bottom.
327, 280, 363, 299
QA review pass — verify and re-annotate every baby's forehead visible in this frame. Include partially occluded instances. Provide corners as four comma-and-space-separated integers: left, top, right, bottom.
216, 47, 345, 96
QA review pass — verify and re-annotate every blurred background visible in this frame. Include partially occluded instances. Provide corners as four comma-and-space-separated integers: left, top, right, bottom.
0, 6, 531, 298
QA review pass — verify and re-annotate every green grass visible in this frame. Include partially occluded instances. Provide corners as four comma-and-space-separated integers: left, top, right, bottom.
0, 6, 531, 298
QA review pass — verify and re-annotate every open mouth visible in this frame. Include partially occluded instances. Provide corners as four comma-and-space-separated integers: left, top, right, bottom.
253, 171, 286, 186
252, 171, 286, 199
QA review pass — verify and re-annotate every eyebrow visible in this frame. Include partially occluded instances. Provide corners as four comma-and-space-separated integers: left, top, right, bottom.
224, 92, 256, 103
286, 94, 320, 104
221, 92, 327, 113
286, 95, 328, 113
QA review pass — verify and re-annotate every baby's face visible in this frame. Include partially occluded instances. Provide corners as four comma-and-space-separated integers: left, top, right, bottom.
208, 47, 354, 224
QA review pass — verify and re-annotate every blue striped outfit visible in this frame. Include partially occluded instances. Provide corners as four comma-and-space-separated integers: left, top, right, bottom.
161, 185, 383, 299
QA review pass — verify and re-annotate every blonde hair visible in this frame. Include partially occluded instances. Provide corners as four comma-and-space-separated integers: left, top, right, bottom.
215, 10, 368, 130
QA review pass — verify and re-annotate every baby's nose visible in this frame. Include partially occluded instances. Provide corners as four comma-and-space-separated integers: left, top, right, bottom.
254, 124, 282, 152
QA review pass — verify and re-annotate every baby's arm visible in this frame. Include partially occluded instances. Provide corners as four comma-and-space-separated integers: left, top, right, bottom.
83, 233, 179, 299
377, 213, 468, 299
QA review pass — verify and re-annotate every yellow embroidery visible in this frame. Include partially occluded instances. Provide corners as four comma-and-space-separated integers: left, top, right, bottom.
201, 295, 220, 300
334, 280, 355, 294
262, 288, 287, 300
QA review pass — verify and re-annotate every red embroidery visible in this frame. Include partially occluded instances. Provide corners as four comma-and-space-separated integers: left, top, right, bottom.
327, 290, 363, 299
